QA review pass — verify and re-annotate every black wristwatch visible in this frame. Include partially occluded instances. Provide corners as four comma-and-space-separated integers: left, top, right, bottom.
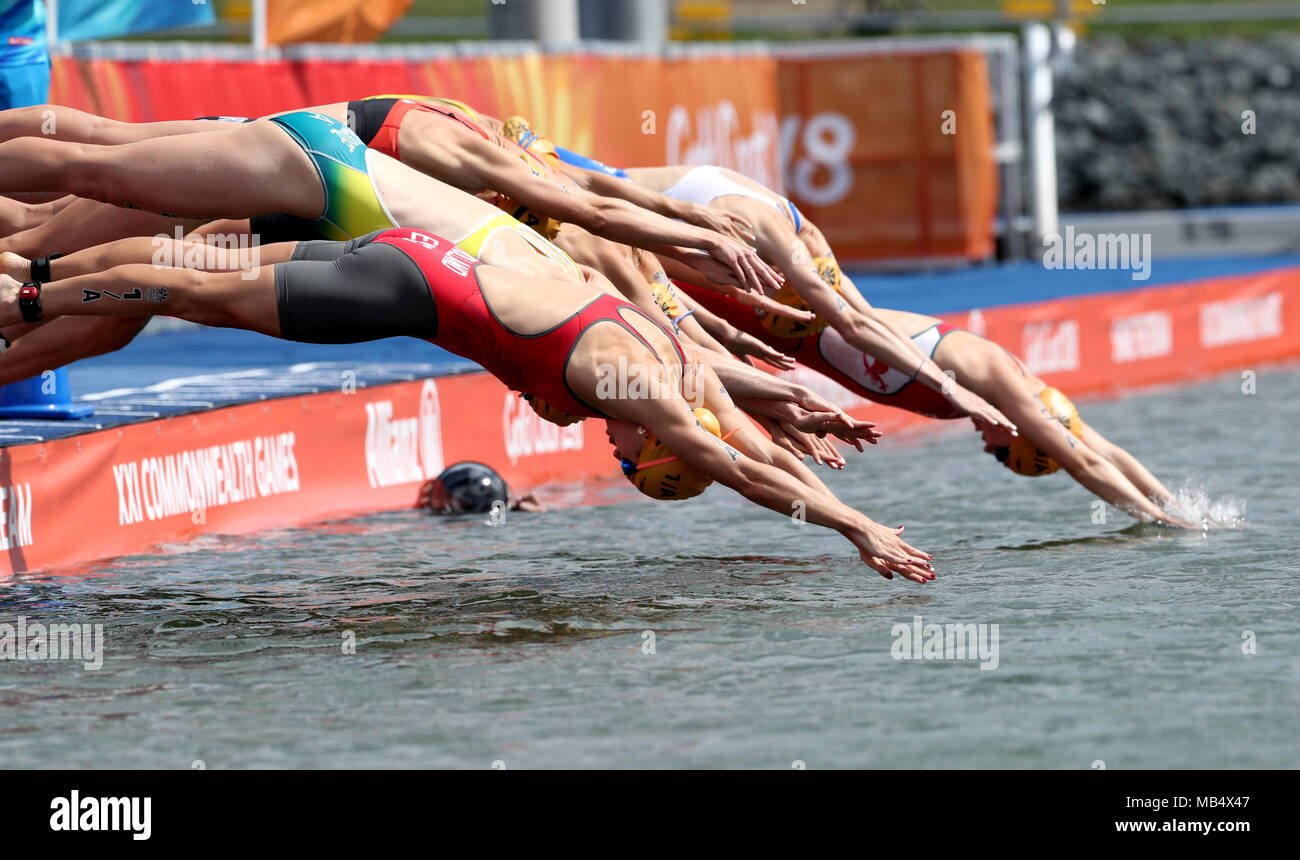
18, 282, 42, 323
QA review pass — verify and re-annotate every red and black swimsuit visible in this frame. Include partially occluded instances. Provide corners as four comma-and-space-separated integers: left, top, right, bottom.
675, 281, 964, 419
274, 228, 684, 419
348, 97, 493, 161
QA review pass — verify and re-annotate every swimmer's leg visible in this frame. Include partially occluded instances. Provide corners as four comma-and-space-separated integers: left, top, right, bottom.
1, 234, 299, 282
0, 121, 323, 221
0, 265, 281, 336
0, 105, 231, 145
0, 194, 75, 235
0, 198, 204, 258
0, 316, 148, 386
0, 196, 35, 235
0, 238, 434, 342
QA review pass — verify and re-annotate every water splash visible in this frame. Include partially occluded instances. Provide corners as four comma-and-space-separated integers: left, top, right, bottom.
1163, 480, 1247, 529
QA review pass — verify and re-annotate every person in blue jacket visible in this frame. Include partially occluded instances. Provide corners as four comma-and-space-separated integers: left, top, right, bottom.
0, 1, 49, 110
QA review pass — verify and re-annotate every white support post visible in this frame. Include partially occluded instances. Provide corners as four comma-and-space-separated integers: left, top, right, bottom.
1022, 22, 1059, 246
535, 0, 579, 47
45, 0, 58, 47
252, 0, 268, 52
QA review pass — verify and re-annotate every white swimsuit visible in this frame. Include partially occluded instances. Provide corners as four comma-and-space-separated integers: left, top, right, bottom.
662, 166, 803, 231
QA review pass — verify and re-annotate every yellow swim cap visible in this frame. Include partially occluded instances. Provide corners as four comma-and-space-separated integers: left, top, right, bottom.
757, 255, 840, 340
651, 281, 684, 322
815, 255, 842, 290
491, 116, 565, 239
523, 393, 585, 427
997, 387, 1083, 476
502, 115, 561, 166
622, 408, 722, 501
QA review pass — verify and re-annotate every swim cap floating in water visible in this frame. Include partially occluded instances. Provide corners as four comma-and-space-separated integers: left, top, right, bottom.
996, 387, 1083, 476
426, 462, 509, 514
621, 408, 723, 501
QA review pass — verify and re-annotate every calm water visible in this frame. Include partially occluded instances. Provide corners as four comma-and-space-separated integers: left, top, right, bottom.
2, 367, 1295, 769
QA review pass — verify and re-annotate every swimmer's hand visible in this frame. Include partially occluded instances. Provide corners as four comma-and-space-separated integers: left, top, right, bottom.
971, 416, 1012, 452
755, 414, 845, 468
704, 236, 785, 296
722, 328, 796, 370
806, 430, 845, 469
512, 492, 547, 514
688, 205, 756, 244
945, 384, 1017, 436
790, 389, 882, 450
755, 397, 877, 452
1150, 512, 1203, 530
846, 521, 935, 583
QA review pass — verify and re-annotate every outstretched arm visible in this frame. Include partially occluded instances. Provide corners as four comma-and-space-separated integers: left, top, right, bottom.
757, 231, 1017, 435
613, 388, 934, 582
1078, 421, 1175, 504
565, 165, 755, 242
974, 383, 1193, 527
461, 142, 782, 297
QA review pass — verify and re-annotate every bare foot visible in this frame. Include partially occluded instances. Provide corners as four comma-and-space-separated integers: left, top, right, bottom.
0, 251, 30, 282
0, 273, 26, 326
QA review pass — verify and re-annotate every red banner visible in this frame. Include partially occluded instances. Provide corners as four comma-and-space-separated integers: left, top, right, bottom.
4, 267, 1296, 577
0, 373, 610, 577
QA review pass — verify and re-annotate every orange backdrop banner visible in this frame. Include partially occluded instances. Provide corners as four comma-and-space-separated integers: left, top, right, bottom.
266, 0, 413, 45
408, 51, 783, 191
777, 48, 997, 263
47, 46, 990, 262
48, 50, 783, 196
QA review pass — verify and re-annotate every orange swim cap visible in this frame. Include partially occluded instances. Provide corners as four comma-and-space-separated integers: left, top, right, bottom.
493, 115, 564, 238
996, 387, 1083, 476
502, 115, 561, 167
523, 393, 585, 427
622, 408, 722, 501
757, 255, 840, 340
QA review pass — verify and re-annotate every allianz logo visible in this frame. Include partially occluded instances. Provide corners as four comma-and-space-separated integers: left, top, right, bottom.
1022, 320, 1079, 374
364, 380, 444, 488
